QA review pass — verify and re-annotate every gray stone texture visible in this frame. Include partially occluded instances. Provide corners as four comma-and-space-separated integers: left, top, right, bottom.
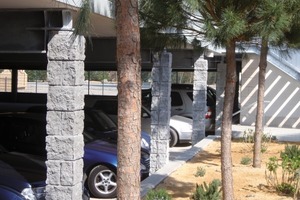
47, 31, 86, 61
46, 110, 84, 136
150, 51, 172, 174
192, 57, 207, 144
46, 184, 83, 200
47, 86, 85, 111
47, 61, 85, 86
46, 135, 84, 160
46, 30, 85, 200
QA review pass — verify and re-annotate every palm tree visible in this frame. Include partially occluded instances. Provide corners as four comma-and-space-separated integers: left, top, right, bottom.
115, 0, 142, 199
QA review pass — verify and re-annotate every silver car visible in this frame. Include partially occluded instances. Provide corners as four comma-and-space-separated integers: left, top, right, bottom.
85, 96, 193, 147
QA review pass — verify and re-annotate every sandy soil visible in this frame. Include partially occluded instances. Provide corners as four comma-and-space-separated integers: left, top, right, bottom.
155, 139, 300, 200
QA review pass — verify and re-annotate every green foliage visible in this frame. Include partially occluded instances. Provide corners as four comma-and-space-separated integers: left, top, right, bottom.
275, 182, 296, 195
194, 166, 206, 177
85, 71, 109, 82
240, 156, 252, 165
265, 144, 300, 197
191, 179, 222, 200
144, 189, 172, 200
171, 72, 194, 84
25, 70, 47, 82
74, 0, 91, 36
253, 0, 292, 43
242, 129, 273, 153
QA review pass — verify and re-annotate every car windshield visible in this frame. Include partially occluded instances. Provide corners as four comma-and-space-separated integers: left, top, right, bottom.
85, 109, 117, 132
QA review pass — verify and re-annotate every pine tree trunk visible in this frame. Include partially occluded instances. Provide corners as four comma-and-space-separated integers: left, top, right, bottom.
221, 40, 236, 200
116, 0, 142, 199
253, 39, 268, 168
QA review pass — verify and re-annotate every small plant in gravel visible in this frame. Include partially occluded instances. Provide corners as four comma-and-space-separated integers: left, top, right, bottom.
144, 188, 172, 200
240, 156, 252, 165
242, 129, 273, 153
194, 166, 206, 177
191, 179, 222, 200
265, 144, 300, 199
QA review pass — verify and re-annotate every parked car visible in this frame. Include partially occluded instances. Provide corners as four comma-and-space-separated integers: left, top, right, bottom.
142, 84, 216, 134
0, 112, 150, 199
0, 146, 46, 200
0, 145, 89, 200
85, 96, 194, 147
84, 107, 151, 151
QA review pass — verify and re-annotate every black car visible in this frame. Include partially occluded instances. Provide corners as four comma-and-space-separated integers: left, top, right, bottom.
0, 109, 150, 198
0, 145, 89, 200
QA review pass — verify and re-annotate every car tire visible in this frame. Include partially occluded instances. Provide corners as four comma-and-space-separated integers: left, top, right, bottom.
169, 128, 178, 147
87, 165, 117, 198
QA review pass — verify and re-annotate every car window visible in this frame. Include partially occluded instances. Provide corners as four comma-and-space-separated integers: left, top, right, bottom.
0, 116, 46, 156
186, 91, 215, 107
94, 100, 118, 115
186, 91, 193, 101
84, 109, 117, 132
171, 92, 183, 106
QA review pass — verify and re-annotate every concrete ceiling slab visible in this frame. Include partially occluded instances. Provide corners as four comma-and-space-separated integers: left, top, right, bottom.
0, 0, 116, 37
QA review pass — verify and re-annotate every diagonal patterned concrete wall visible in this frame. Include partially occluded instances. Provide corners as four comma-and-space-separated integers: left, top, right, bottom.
240, 53, 300, 129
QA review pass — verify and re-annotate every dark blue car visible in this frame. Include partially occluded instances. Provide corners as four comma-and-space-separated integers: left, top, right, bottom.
0, 110, 150, 198
0, 148, 47, 200
0, 146, 90, 200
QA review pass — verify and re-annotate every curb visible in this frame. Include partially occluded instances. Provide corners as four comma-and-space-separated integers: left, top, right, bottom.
140, 135, 219, 197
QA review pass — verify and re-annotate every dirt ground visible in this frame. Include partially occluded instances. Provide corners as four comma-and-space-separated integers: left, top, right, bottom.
155, 139, 300, 200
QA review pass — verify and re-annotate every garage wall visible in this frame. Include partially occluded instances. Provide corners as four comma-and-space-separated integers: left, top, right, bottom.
240, 53, 300, 128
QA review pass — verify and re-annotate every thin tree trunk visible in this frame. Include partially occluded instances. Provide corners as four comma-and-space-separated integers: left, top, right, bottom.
221, 40, 236, 200
253, 39, 268, 168
116, 0, 142, 199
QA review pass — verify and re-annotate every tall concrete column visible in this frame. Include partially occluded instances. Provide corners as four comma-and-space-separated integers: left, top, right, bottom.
150, 51, 172, 173
215, 58, 226, 135
45, 16, 86, 199
192, 56, 207, 144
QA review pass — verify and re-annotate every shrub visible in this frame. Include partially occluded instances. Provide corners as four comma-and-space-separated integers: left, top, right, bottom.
194, 166, 206, 177
191, 179, 222, 200
144, 188, 172, 200
265, 144, 300, 198
240, 156, 252, 165
242, 129, 273, 153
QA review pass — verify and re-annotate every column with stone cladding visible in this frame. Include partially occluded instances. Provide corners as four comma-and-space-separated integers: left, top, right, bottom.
215, 59, 226, 135
150, 51, 172, 174
192, 56, 207, 144
46, 30, 85, 200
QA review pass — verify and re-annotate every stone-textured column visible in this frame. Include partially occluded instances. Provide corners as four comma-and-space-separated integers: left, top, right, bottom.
150, 51, 172, 174
46, 28, 85, 199
192, 56, 207, 144
215, 58, 226, 135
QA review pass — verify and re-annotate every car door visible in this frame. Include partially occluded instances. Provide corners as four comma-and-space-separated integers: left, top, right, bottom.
170, 91, 186, 116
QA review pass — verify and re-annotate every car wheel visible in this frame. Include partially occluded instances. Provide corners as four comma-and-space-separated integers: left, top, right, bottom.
87, 165, 117, 198
169, 128, 178, 147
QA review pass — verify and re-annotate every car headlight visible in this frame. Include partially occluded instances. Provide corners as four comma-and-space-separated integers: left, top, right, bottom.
21, 188, 36, 200
141, 138, 150, 151
21, 186, 46, 200
141, 150, 150, 160
141, 163, 146, 170
32, 186, 46, 200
